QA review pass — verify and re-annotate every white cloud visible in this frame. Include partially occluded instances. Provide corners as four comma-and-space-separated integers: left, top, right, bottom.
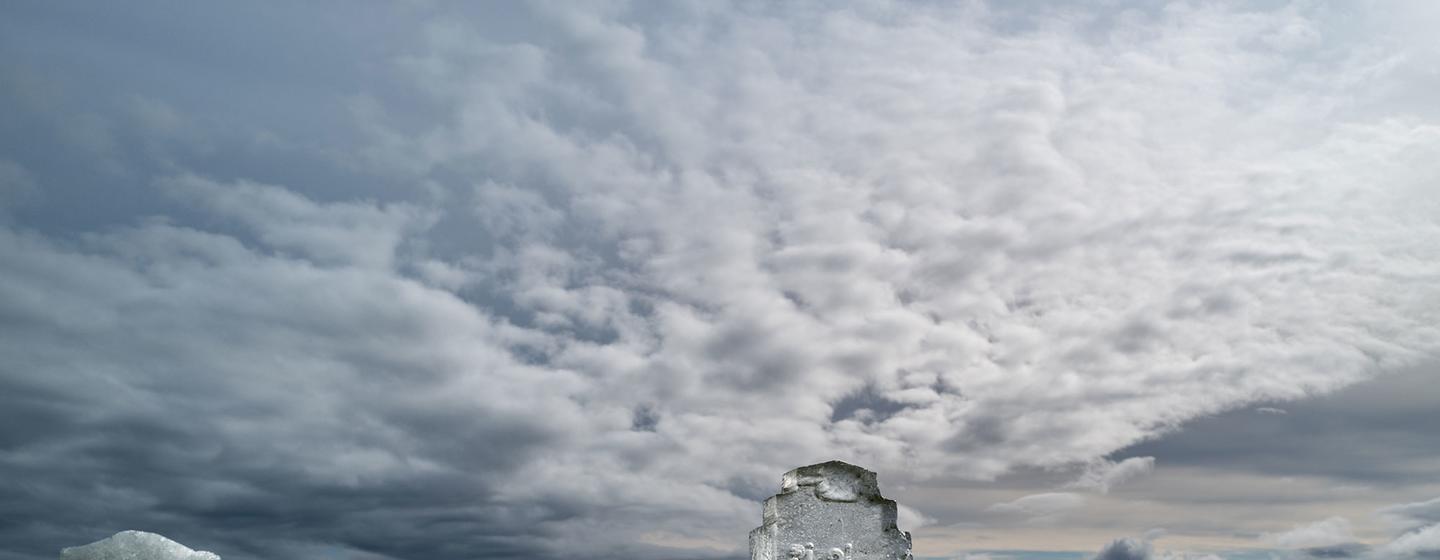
1264, 517, 1357, 549
1378, 497, 1440, 530
1368, 497, 1440, 560
898, 503, 936, 531
1376, 523, 1440, 559
988, 492, 1087, 523
1068, 457, 1156, 494
381, 0, 1440, 489
952, 554, 1007, 560
160, 174, 433, 269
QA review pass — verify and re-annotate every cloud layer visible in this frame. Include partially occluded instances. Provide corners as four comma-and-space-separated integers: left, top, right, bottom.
2, 2, 1439, 559
1257, 496, 1440, 560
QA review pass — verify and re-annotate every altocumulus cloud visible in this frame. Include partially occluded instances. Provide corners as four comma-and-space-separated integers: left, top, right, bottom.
2, 2, 1440, 559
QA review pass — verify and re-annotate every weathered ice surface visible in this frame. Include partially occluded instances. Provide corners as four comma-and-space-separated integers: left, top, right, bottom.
750, 461, 913, 560
60, 530, 220, 560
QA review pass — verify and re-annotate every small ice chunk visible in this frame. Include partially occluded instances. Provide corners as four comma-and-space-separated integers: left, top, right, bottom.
60, 530, 220, 560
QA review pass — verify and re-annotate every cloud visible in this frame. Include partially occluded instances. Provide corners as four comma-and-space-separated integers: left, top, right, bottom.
2, 2, 1440, 559
988, 493, 1086, 523
1067, 457, 1156, 494
952, 554, 1008, 560
1243, 498, 1440, 560
1375, 524, 1440, 559
1088, 532, 1236, 560
1092, 538, 1152, 560
1379, 497, 1440, 531
159, 174, 433, 270
1265, 517, 1358, 550
899, 503, 936, 531
1372, 497, 1440, 560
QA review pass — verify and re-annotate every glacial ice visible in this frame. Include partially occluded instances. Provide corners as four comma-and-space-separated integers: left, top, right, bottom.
753, 460, 913, 560
60, 530, 220, 560
779, 461, 881, 503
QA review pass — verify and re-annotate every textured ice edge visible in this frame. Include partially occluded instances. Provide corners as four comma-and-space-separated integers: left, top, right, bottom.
779, 460, 881, 502
60, 530, 220, 560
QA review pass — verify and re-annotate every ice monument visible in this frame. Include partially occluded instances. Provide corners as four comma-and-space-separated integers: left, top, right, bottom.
60, 530, 220, 560
749, 460, 913, 560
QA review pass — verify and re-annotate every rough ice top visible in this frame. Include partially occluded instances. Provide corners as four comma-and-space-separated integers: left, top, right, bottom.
60, 530, 220, 560
779, 460, 881, 502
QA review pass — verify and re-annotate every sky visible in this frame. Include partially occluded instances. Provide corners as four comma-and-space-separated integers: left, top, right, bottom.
1, 1, 1439, 559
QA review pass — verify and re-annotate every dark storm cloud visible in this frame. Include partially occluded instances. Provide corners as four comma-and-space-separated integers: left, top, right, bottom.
0, 241, 572, 559
0, 223, 732, 560
1092, 538, 1152, 560
830, 384, 912, 424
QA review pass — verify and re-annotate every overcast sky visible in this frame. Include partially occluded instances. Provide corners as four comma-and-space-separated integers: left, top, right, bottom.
2, 2, 1439, 560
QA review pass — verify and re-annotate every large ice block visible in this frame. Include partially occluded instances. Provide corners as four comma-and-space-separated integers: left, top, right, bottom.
749, 461, 913, 560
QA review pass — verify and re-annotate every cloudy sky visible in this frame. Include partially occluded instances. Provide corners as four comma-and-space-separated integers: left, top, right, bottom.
2, 2, 1439, 559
